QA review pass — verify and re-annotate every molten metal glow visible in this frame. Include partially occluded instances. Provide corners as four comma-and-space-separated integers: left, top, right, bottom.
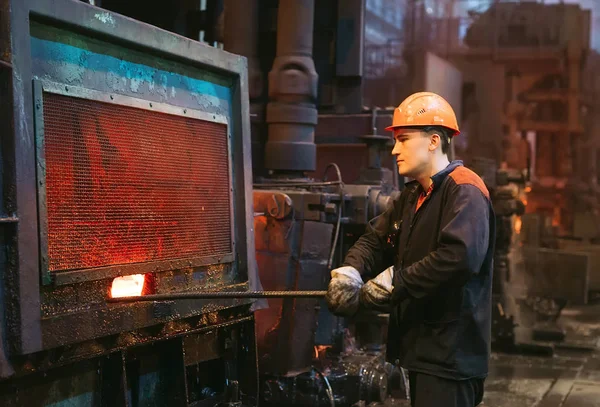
514, 217, 522, 235
552, 207, 561, 227
111, 274, 146, 298
314, 345, 332, 360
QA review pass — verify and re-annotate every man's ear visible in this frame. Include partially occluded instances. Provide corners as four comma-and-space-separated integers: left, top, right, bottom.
428, 133, 441, 152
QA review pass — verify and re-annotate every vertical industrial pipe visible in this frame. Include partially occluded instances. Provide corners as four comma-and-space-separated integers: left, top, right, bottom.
223, 0, 264, 173
265, 0, 318, 174
224, 0, 261, 99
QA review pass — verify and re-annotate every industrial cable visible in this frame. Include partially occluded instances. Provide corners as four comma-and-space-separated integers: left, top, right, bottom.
313, 368, 335, 407
323, 163, 344, 269
107, 290, 327, 302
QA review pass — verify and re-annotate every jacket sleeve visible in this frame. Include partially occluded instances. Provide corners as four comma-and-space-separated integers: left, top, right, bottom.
342, 196, 400, 278
392, 183, 491, 302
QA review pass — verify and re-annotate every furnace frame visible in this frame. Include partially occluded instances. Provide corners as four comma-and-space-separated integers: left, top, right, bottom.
1, 0, 255, 356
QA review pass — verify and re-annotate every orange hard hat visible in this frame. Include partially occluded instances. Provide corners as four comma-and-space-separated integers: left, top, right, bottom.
385, 92, 460, 136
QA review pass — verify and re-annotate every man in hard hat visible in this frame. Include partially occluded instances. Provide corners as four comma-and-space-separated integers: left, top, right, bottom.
326, 92, 495, 407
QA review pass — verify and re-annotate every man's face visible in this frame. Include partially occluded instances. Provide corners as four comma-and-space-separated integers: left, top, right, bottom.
391, 128, 433, 177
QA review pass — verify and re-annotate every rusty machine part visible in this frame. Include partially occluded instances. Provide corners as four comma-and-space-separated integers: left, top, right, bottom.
241, 2, 400, 404
261, 311, 410, 407
261, 355, 394, 407
108, 290, 328, 302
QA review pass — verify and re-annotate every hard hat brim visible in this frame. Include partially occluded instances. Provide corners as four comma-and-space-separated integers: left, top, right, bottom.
385, 124, 460, 137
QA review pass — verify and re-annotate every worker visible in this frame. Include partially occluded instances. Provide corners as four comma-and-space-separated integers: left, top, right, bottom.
326, 92, 495, 407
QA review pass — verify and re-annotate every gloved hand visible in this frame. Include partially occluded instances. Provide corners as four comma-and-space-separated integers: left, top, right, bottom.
359, 265, 394, 312
325, 266, 363, 317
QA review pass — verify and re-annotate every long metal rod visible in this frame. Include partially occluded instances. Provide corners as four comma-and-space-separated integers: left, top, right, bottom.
108, 290, 327, 303
253, 180, 342, 188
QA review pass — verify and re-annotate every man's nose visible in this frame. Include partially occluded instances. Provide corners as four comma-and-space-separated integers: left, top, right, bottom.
391, 141, 401, 156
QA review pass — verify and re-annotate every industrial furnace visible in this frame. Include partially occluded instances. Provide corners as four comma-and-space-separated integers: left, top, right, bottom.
0, 0, 258, 405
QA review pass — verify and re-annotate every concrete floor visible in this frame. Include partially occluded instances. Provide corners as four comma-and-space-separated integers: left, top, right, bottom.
381, 300, 600, 407
482, 301, 600, 407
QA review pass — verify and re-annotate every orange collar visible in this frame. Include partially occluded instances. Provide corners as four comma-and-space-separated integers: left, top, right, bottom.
416, 183, 434, 213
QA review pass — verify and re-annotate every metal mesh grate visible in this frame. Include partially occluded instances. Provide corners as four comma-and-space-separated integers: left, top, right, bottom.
42, 92, 232, 272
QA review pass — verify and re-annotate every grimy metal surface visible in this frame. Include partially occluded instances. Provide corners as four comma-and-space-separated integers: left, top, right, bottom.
4, 304, 254, 380
0, 312, 257, 406
2, 0, 254, 356
254, 213, 333, 375
52, 253, 236, 286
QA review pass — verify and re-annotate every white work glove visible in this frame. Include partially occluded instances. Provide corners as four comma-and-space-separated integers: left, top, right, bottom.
325, 266, 363, 317
359, 266, 394, 312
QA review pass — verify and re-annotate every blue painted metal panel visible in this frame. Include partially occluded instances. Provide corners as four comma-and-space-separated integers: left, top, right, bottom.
45, 393, 95, 407
29, 24, 233, 120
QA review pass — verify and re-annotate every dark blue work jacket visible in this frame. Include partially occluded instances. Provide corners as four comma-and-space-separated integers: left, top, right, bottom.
344, 161, 496, 380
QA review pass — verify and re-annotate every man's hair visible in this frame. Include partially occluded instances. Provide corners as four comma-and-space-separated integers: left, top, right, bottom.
423, 126, 451, 155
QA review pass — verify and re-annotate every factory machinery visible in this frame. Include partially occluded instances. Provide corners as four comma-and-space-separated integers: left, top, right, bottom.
0, 0, 407, 406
